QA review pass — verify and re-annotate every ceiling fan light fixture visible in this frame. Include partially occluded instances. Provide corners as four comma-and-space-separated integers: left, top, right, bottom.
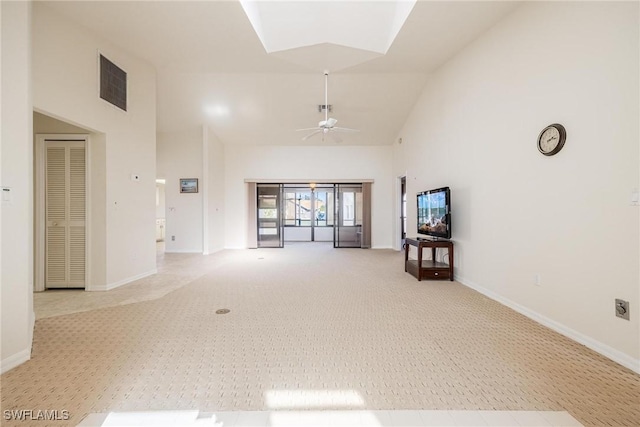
296, 72, 359, 142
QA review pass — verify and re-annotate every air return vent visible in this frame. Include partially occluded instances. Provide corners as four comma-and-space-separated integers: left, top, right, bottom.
99, 54, 127, 111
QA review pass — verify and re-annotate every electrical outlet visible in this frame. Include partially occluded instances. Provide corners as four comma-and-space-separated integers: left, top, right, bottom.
171, 235, 175, 241
615, 299, 630, 320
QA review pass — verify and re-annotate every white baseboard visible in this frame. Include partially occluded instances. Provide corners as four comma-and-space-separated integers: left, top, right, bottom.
203, 247, 224, 256
457, 275, 640, 375
1, 348, 31, 374
164, 250, 203, 254
1, 312, 36, 374
89, 269, 157, 292
29, 309, 35, 346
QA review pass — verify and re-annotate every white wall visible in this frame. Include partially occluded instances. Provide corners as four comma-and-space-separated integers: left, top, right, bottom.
206, 128, 226, 254
156, 126, 225, 254
32, 3, 157, 289
284, 227, 312, 242
282, 227, 333, 242
157, 129, 203, 253
1, 0, 34, 373
394, 2, 639, 370
33, 112, 88, 134
224, 145, 393, 249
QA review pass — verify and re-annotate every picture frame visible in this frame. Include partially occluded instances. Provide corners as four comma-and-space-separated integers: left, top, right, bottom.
180, 178, 198, 193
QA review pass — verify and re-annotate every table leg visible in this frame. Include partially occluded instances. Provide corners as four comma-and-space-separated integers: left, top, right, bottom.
449, 245, 454, 281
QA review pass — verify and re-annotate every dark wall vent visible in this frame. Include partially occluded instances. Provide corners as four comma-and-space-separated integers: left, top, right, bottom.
99, 54, 127, 111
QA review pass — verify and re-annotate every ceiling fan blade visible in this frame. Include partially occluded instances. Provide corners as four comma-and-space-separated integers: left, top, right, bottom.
302, 129, 322, 141
296, 127, 320, 132
332, 126, 360, 133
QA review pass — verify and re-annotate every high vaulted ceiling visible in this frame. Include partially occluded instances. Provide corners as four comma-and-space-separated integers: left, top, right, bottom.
41, 1, 520, 146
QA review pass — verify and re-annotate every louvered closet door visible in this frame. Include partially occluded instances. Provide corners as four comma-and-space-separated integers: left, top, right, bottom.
46, 141, 86, 288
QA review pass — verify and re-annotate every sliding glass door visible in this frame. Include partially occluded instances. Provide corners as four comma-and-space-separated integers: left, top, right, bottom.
257, 184, 283, 248
311, 185, 335, 242
282, 184, 336, 242
255, 183, 370, 248
334, 184, 363, 248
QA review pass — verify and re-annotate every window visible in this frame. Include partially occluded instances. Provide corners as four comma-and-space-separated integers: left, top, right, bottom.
284, 189, 334, 227
339, 190, 362, 227
285, 191, 311, 226
342, 192, 354, 226
314, 191, 333, 226
314, 191, 326, 226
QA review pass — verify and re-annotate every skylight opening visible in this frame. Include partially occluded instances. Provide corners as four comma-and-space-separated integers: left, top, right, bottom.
239, 0, 416, 55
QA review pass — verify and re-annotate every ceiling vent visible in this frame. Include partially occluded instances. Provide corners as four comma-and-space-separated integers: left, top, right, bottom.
99, 54, 127, 112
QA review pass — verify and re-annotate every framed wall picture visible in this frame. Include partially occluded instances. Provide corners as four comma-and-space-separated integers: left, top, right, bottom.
180, 178, 198, 193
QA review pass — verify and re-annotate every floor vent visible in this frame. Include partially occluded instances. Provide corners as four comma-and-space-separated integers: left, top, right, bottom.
99, 54, 127, 111
215, 309, 230, 314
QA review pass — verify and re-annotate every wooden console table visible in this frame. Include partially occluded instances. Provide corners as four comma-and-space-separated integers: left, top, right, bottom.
404, 237, 454, 281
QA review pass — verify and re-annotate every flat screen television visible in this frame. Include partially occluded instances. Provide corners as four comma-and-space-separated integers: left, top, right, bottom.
417, 186, 451, 240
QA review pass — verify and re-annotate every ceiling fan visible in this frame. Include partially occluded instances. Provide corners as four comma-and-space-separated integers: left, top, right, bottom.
297, 71, 359, 142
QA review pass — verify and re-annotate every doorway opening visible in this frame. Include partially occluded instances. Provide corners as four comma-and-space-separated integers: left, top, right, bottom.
283, 183, 334, 244
400, 176, 407, 249
255, 182, 370, 249
155, 178, 166, 255
35, 135, 89, 291
257, 184, 283, 248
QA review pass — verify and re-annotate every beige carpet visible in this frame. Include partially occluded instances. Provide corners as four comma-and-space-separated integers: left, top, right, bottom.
2, 243, 639, 426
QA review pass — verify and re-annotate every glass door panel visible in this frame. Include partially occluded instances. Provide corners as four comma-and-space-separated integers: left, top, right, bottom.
282, 184, 335, 242
310, 184, 335, 241
257, 184, 283, 248
334, 184, 363, 248
283, 186, 312, 242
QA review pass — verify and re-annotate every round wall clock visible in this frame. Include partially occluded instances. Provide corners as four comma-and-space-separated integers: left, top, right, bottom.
537, 123, 566, 156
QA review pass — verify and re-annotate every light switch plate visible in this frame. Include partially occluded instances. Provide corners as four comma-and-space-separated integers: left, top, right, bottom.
2, 187, 11, 203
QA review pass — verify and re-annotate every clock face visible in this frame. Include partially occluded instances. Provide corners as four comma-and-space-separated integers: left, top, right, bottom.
537, 124, 566, 156
539, 127, 560, 153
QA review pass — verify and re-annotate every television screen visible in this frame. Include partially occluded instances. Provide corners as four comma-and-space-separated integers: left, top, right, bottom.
417, 187, 451, 239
